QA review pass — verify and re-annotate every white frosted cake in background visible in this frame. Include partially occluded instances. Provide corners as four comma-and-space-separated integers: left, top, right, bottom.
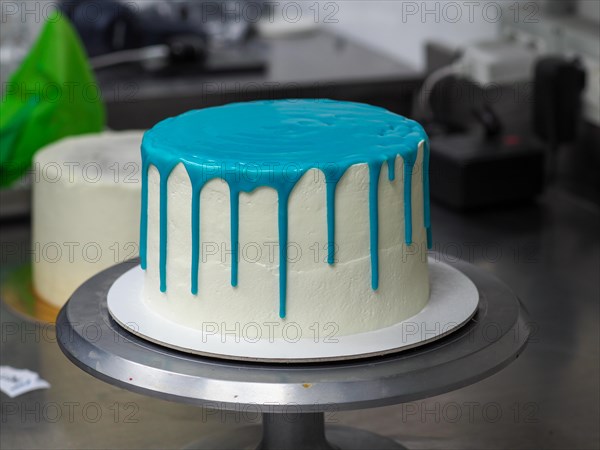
140, 100, 431, 338
33, 131, 143, 308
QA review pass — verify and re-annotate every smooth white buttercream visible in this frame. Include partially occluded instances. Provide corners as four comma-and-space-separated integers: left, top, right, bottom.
143, 143, 429, 338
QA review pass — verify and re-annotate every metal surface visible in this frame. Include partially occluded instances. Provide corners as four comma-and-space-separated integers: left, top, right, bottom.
1, 187, 598, 449
56, 258, 529, 413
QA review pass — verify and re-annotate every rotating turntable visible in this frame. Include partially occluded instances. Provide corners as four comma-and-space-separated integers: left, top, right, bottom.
57, 256, 530, 449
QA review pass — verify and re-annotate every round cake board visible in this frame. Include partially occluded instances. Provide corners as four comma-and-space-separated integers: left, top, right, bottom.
107, 258, 478, 363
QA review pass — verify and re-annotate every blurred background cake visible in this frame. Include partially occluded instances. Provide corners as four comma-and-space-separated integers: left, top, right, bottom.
32, 131, 142, 308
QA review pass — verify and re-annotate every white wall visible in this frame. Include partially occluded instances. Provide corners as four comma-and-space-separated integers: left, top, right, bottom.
319, 1, 502, 70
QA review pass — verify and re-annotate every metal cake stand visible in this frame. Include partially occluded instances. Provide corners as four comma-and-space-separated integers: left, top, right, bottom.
56, 258, 530, 450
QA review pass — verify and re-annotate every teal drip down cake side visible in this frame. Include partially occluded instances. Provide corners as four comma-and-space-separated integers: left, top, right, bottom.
140, 99, 431, 338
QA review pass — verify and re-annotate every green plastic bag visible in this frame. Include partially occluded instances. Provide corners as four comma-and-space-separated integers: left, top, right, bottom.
0, 11, 105, 187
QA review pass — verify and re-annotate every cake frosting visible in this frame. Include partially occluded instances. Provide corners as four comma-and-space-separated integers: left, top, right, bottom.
33, 131, 143, 308
140, 99, 431, 338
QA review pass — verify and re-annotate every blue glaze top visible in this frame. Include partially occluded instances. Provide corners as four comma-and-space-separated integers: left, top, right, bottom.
140, 99, 431, 318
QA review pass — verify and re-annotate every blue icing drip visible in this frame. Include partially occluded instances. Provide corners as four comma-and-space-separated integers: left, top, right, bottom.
277, 188, 292, 318
323, 164, 343, 265
229, 187, 240, 287
139, 99, 431, 317
188, 177, 206, 295
159, 175, 168, 292
423, 140, 432, 249
186, 165, 211, 296
387, 156, 396, 181
326, 182, 336, 265
139, 158, 149, 270
190, 189, 200, 294
368, 160, 383, 290
402, 152, 417, 245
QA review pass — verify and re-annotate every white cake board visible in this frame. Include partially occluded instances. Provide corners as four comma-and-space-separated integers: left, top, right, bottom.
107, 258, 479, 362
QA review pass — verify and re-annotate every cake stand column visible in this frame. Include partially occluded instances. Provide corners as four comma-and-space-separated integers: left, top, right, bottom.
183, 411, 407, 450
257, 412, 334, 450
257, 412, 407, 450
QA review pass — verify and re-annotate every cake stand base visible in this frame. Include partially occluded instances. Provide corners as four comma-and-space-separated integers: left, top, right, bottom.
57, 256, 530, 450
183, 413, 406, 450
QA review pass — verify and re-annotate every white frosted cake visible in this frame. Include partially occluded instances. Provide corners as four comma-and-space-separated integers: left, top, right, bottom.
33, 131, 143, 308
140, 100, 431, 338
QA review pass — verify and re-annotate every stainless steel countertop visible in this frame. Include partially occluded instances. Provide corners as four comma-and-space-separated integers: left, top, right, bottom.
99, 29, 421, 131
1, 187, 599, 450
